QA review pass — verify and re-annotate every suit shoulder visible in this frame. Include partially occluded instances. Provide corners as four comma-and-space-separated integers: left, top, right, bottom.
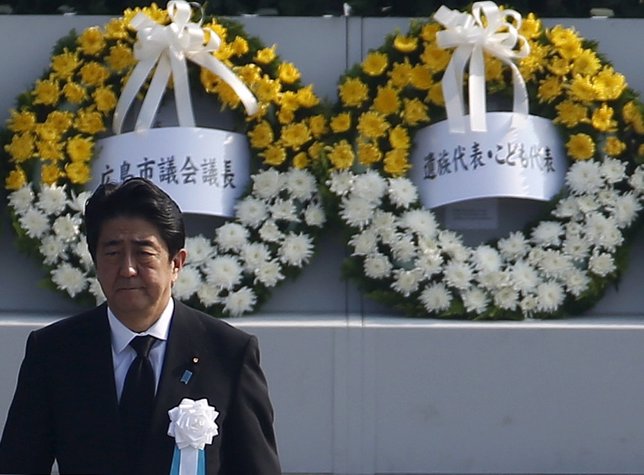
32, 305, 106, 341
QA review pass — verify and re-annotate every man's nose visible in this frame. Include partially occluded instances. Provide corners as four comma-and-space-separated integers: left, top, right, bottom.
119, 252, 137, 277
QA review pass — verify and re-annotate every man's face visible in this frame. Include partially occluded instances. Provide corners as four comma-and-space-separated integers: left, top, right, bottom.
95, 216, 185, 327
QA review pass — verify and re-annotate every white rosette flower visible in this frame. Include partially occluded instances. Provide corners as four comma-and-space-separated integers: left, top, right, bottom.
173, 266, 203, 301
8, 186, 35, 214
37, 184, 68, 215
279, 232, 313, 267
252, 169, 282, 200
51, 263, 87, 297
327, 170, 355, 196
235, 197, 269, 228
223, 287, 257, 316
387, 177, 418, 209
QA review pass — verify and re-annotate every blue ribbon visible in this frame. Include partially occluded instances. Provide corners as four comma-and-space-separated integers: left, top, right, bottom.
169, 446, 205, 475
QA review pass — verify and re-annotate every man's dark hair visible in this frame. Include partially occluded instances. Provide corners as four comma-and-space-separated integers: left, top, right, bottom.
84, 178, 185, 262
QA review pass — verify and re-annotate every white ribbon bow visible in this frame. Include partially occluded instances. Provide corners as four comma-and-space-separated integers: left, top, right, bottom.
113, 0, 259, 134
434, 1, 530, 133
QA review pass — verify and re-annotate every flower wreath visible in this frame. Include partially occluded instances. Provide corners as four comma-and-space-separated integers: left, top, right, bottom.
322, 3, 644, 319
3, 2, 329, 317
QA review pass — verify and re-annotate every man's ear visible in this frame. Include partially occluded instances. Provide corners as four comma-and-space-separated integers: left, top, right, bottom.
172, 248, 187, 276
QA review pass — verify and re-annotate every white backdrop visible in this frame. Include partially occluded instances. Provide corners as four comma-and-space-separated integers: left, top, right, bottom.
1, 15, 644, 475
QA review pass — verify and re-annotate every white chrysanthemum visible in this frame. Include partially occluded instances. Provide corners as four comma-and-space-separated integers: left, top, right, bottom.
204, 256, 243, 290
471, 245, 502, 273
535, 281, 565, 313
353, 170, 387, 203
388, 177, 418, 209
327, 170, 355, 196
37, 184, 68, 215
254, 260, 284, 287
286, 168, 316, 200
74, 237, 93, 270
8, 186, 34, 213
216, 223, 249, 252
438, 230, 468, 261
197, 283, 221, 307
279, 232, 313, 267
185, 236, 215, 265
565, 268, 591, 297
510, 260, 540, 293
40, 235, 66, 265
443, 261, 473, 290
363, 253, 393, 279
252, 169, 282, 199
69, 190, 92, 214
493, 286, 519, 310
628, 166, 644, 194
390, 234, 416, 263
461, 287, 489, 314
566, 160, 604, 195
241, 242, 271, 270
223, 287, 257, 317
370, 210, 396, 236
553, 196, 579, 219
588, 251, 616, 277
236, 197, 268, 228
585, 213, 622, 249
53, 215, 81, 241
613, 193, 641, 227
270, 199, 297, 222
519, 294, 538, 317
258, 220, 283, 243
498, 231, 529, 260
531, 221, 563, 247
340, 195, 375, 229
478, 270, 509, 291
537, 249, 574, 279
419, 283, 452, 312
350, 229, 379, 256
575, 195, 600, 214
172, 266, 202, 300
414, 248, 443, 279
601, 157, 626, 184
400, 209, 438, 238
392, 269, 423, 297
19, 208, 49, 239
562, 233, 591, 261
597, 189, 619, 208
51, 263, 87, 297
304, 204, 326, 227
89, 278, 106, 304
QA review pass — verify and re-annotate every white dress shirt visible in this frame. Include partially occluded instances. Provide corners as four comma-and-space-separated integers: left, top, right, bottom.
107, 299, 174, 401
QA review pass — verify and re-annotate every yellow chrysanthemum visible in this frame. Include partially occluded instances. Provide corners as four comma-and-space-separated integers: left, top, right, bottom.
420, 23, 441, 43
409, 65, 433, 90
45, 111, 73, 134
383, 148, 410, 176
547, 56, 570, 76
75, 110, 106, 135
65, 161, 91, 185
37, 140, 64, 161
33, 79, 61, 106
327, 140, 355, 169
5, 169, 27, 191
308, 141, 324, 161
569, 75, 597, 102
293, 151, 310, 169
389, 60, 413, 88
41, 162, 61, 185
537, 76, 562, 103
254, 76, 281, 103
277, 107, 295, 125
278, 62, 301, 84
362, 51, 389, 76
78, 27, 106, 56
572, 49, 600, 76
7, 110, 36, 133
519, 43, 548, 81
63, 82, 86, 103
296, 85, 320, 108
421, 44, 450, 72
281, 123, 311, 150
235, 64, 262, 87
389, 125, 410, 150
308, 115, 328, 138
261, 144, 287, 166
622, 101, 641, 124
357, 111, 390, 139
214, 42, 234, 62
227, 36, 247, 56
402, 98, 429, 126
5, 133, 34, 162
279, 91, 300, 112
330, 113, 351, 133
67, 136, 94, 162
548, 25, 581, 48
93, 87, 117, 114
554, 100, 587, 127
519, 13, 541, 39
214, 80, 242, 109
357, 140, 382, 165
593, 67, 626, 101
79, 62, 109, 86
104, 18, 129, 40
485, 56, 504, 82
339, 77, 369, 107
591, 103, 617, 132
35, 123, 59, 142
566, 133, 595, 160
631, 115, 644, 134
373, 86, 400, 115
427, 82, 444, 106
393, 35, 417, 53
603, 136, 626, 157
107, 44, 135, 71
254, 45, 277, 64
51, 50, 79, 80
248, 121, 274, 149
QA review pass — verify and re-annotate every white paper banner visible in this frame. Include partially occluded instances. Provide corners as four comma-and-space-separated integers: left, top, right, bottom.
409, 112, 566, 209
90, 127, 250, 217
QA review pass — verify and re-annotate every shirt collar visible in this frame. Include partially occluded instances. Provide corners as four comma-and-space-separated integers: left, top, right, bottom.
108, 298, 174, 355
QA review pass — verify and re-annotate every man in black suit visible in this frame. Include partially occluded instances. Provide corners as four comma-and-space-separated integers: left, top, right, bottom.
0, 178, 281, 474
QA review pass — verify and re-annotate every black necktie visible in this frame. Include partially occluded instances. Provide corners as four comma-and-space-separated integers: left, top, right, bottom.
119, 335, 158, 464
